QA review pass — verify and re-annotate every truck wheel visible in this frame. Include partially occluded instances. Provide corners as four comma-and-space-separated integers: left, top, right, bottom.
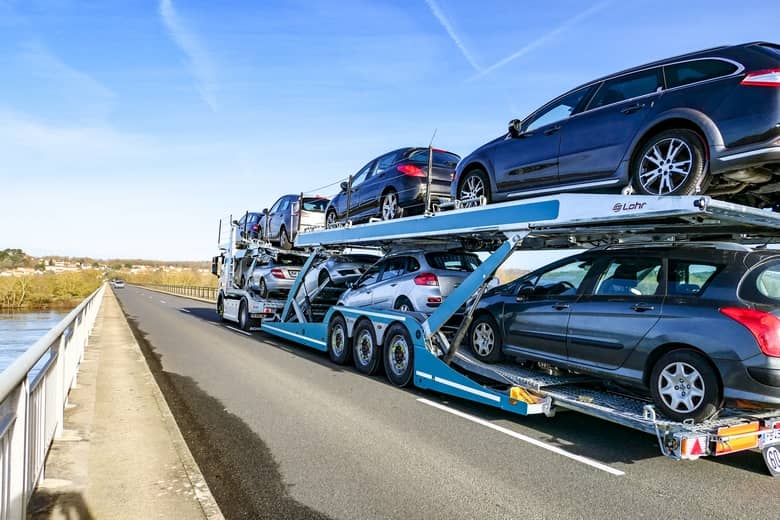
217, 294, 226, 322
353, 320, 381, 375
631, 129, 708, 196
470, 314, 503, 363
327, 315, 351, 365
650, 350, 721, 422
384, 323, 414, 387
238, 299, 251, 331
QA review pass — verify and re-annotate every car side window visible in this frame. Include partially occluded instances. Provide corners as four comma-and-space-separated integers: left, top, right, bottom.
351, 161, 374, 187
588, 68, 662, 110
375, 152, 400, 175
526, 258, 595, 296
593, 258, 662, 296
667, 260, 720, 296
664, 59, 738, 89
525, 87, 591, 133
380, 257, 408, 281
357, 262, 382, 287
269, 199, 282, 213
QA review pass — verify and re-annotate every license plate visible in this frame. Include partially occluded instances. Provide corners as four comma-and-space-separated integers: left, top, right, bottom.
762, 429, 780, 445
289, 270, 299, 277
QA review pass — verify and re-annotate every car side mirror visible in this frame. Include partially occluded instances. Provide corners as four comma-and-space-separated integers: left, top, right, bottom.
508, 118, 523, 138
517, 283, 535, 299
340, 181, 349, 192
347, 281, 354, 289
232, 220, 239, 226
262, 208, 268, 214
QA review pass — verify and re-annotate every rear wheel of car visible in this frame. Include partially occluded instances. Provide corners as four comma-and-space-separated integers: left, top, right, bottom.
326, 209, 338, 229
631, 129, 708, 196
394, 297, 414, 313
353, 320, 382, 375
327, 315, 351, 365
470, 314, 503, 363
280, 226, 292, 250
258, 278, 268, 298
458, 169, 491, 206
384, 323, 414, 387
217, 294, 226, 322
381, 190, 399, 221
650, 350, 721, 422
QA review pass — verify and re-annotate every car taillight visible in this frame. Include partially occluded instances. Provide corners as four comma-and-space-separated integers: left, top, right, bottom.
740, 69, 780, 87
397, 164, 426, 177
252, 224, 259, 231
720, 307, 780, 357
271, 268, 285, 279
414, 273, 439, 286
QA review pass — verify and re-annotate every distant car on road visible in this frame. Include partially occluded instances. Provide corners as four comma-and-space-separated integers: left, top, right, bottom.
468, 242, 780, 422
112, 280, 125, 289
259, 195, 329, 249
453, 42, 780, 208
248, 252, 307, 297
325, 147, 460, 228
338, 250, 481, 313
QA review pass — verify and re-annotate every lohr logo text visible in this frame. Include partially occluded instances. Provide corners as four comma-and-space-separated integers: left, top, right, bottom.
613, 201, 647, 213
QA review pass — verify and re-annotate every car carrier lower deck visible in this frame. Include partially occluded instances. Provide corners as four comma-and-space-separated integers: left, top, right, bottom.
251, 194, 780, 476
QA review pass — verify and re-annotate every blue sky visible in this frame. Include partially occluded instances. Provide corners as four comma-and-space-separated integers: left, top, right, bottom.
0, 0, 776, 262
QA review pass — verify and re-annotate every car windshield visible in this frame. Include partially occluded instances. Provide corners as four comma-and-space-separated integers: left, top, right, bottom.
302, 198, 329, 212
425, 252, 481, 272
407, 149, 460, 167
275, 255, 306, 266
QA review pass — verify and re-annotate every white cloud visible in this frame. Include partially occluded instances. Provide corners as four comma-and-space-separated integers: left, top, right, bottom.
423, 0, 483, 73
158, 0, 218, 111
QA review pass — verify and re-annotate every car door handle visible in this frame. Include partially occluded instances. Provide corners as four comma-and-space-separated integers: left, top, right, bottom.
621, 103, 645, 115
543, 125, 562, 136
631, 303, 655, 312
552, 302, 570, 310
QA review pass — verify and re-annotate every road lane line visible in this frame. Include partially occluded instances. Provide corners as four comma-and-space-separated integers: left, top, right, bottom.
416, 398, 625, 476
160, 300, 167, 304
226, 326, 252, 336
179, 309, 191, 313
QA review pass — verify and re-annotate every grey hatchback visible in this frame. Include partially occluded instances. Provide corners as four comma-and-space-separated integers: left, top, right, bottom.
469, 243, 780, 422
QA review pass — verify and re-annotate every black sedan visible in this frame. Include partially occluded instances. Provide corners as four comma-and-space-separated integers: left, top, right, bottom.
453, 42, 780, 208
325, 147, 459, 227
469, 242, 780, 422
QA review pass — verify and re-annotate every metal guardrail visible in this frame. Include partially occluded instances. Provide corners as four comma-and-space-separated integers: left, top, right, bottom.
134, 284, 217, 302
0, 284, 105, 518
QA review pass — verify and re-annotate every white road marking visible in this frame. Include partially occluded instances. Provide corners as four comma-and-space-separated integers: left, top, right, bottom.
160, 300, 167, 304
226, 325, 252, 336
179, 309, 191, 313
416, 398, 625, 476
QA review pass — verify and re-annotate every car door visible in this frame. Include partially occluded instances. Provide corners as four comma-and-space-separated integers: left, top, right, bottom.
491, 86, 593, 195
558, 68, 663, 183
343, 260, 384, 307
363, 151, 401, 218
501, 256, 598, 362
566, 255, 664, 370
368, 256, 409, 309
262, 198, 282, 240
270, 198, 291, 240
343, 161, 375, 221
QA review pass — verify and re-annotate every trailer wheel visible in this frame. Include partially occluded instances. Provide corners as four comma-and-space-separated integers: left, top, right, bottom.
353, 320, 382, 375
384, 323, 414, 387
650, 350, 721, 422
327, 315, 351, 365
238, 299, 251, 331
217, 294, 226, 322
470, 315, 503, 363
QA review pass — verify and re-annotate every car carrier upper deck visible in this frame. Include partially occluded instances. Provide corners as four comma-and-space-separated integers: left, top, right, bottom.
255, 194, 780, 476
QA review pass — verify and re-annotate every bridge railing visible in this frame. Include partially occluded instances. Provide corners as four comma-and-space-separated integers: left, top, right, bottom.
0, 284, 106, 518
132, 283, 217, 302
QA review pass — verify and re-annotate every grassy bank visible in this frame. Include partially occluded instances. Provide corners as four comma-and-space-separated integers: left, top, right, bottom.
0, 270, 102, 310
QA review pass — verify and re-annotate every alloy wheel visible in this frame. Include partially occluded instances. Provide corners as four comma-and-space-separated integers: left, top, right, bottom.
382, 192, 398, 220
638, 138, 693, 194
460, 175, 485, 205
657, 361, 705, 413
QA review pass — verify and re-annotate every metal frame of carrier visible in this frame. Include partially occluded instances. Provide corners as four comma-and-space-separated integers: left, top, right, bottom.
259, 194, 780, 475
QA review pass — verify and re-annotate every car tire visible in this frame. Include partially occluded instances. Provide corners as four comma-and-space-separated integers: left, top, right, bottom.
380, 190, 400, 221
353, 320, 382, 375
458, 168, 491, 205
394, 297, 414, 313
649, 350, 721, 422
258, 278, 268, 298
326, 209, 338, 229
384, 323, 414, 387
280, 226, 293, 250
631, 129, 708, 196
470, 314, 503, 363
327, 315, 351, 365
217, 294, 226, 322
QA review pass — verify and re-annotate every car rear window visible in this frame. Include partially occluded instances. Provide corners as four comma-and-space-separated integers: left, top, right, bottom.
302, 198, 328, 212
425, 252, 481, 272
665, 59, 738, 88
276, 254, 306, 266
407, 149, 460, 167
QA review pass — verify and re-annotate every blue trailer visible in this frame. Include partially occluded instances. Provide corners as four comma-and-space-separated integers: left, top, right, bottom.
260, 194, 780, 475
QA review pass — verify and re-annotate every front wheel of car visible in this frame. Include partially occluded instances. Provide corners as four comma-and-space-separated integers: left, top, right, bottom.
649, 350, 721, 422
631, 129, 708, 196
470, 314, 503, 363
326, 209, 338, 229
458, 169, 491, 206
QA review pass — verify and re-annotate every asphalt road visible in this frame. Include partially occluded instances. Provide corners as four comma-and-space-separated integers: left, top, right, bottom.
115, 286, 778, 520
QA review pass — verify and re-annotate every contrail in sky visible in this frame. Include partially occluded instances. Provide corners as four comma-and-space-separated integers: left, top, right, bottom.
423, 0, 483, 73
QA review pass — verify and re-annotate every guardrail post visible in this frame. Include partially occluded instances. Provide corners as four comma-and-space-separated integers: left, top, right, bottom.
3, 382, 29, 518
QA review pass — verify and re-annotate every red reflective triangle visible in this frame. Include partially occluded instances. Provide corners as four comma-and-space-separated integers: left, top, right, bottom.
690, 437, 705, 456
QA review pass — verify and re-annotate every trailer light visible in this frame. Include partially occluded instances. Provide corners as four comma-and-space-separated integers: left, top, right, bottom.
715, 422, 760, 455
740, 68, 780, 87
397, 164, 426, 177
720, 307, 780, 357
414, 273, 439, 286
271, 268, 285, 279
427, 297, 442, 303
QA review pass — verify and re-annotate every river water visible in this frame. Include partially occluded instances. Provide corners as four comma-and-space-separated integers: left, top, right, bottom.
0, 310, 69, 374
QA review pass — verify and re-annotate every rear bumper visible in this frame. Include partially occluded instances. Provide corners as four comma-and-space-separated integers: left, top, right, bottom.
711, 141, 780, 174
719, 356, 780, 408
